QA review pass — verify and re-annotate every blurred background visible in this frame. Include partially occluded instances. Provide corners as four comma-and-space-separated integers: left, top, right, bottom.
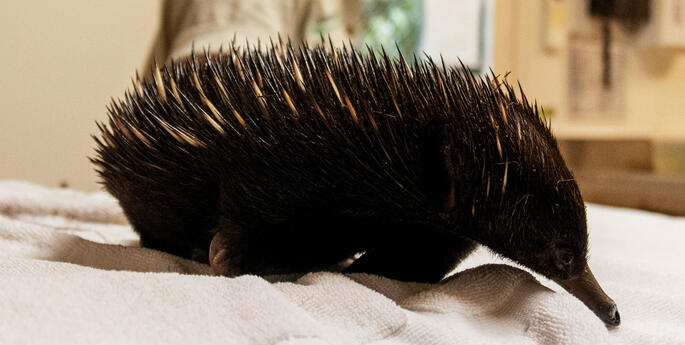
1, 0, 684, 214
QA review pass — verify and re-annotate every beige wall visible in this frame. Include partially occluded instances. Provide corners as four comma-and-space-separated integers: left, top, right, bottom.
0, 1, 160, 191
3, 0, 683, 192
494, 0, 685, 141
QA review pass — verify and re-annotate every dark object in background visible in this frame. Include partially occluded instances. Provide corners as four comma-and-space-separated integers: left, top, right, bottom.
590, 0, 651, 31
92, 40, 620, 327
589, 0, 651, 88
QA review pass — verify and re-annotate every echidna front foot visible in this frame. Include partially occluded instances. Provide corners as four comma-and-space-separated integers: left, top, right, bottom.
346, 228, 476, 283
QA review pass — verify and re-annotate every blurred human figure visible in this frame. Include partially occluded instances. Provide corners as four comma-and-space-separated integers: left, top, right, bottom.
145, 0, 360, 70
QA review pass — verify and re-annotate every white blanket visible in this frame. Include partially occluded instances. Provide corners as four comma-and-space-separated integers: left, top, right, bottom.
1, 181, 684, 345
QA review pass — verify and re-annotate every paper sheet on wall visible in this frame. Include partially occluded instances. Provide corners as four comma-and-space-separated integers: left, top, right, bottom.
568, 34, 627, 119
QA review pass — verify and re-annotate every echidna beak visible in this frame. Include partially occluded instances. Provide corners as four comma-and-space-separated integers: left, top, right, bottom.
553, 265, 621, 327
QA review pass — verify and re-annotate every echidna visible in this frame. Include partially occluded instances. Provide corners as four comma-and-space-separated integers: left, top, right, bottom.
92, 38, 620, 327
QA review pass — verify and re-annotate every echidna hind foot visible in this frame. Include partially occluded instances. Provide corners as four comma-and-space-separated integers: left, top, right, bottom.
208, 226, 242, 277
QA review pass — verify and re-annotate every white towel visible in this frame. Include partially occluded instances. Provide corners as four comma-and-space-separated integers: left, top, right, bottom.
1, 180, 684, 344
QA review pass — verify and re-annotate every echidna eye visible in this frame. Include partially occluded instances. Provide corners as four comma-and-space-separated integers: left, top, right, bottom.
560, 252, 573, 266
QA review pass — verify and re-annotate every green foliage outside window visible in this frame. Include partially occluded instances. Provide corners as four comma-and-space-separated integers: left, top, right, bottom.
361, 0, 423, 59
310, 0, 423, 59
